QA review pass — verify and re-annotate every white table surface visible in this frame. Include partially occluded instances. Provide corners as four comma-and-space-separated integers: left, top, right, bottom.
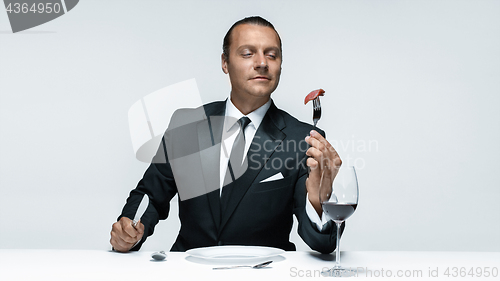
0, 250, 498, 280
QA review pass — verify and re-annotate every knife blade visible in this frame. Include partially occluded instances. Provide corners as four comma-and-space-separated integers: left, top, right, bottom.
132, 194, 149, 228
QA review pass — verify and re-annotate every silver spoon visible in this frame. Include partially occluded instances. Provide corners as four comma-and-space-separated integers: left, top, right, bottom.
212, 260, 273, 270
151, 251, 166, 261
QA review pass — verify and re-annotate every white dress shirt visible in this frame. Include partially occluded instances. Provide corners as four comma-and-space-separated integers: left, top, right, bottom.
219, 97, 327, 231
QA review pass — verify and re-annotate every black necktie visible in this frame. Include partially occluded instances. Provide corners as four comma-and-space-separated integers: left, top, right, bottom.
223, 116, 251, 186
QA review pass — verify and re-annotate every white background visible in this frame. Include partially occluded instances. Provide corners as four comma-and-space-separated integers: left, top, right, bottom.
0, 0, 499, 252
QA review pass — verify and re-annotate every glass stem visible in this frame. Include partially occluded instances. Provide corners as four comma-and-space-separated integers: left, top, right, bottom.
335, 221, 342, 268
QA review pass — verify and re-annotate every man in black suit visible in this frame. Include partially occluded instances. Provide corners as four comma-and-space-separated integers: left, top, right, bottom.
110, 16, 342, 254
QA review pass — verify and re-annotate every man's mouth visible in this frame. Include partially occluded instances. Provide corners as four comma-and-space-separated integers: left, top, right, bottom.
251, 76, 271, 80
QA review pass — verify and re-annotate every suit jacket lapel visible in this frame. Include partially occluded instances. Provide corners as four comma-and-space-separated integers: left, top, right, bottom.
197, 102, 226, 230
219, 102, 286, 231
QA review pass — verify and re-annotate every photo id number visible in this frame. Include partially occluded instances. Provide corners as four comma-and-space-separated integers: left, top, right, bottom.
6, 3, 62, 14
443, 267, 498, 278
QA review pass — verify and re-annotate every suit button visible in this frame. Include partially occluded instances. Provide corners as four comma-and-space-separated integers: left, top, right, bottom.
217, 241, 223, 246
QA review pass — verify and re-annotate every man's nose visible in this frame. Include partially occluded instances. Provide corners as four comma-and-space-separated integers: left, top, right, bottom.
254, 53, 268, 70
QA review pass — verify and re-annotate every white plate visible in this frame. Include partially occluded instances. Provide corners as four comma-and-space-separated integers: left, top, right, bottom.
186, 245, 284, 263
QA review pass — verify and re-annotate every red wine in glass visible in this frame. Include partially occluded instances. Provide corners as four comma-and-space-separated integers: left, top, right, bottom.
321, 202, 357, 223
319, 166, 359, 277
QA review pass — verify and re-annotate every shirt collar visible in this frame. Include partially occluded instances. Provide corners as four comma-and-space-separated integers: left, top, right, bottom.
224, 97, 272, 132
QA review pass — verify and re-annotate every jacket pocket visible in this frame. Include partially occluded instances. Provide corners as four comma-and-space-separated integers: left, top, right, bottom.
250, 175, 294, 193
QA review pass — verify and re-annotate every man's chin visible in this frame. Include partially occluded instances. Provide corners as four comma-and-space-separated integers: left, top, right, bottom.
248, 86, 277, 98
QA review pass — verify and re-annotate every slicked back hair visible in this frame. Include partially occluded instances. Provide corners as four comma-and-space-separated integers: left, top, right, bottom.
223, 16, 282, 62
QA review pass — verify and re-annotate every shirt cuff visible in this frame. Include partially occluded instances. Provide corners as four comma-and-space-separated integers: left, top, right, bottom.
305, 193, 330, 231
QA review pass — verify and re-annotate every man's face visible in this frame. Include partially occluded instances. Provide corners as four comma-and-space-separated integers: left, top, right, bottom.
222, 24, 282, 102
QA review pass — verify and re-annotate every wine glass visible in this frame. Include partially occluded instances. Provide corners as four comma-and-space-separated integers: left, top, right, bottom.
320, 166, 358, 277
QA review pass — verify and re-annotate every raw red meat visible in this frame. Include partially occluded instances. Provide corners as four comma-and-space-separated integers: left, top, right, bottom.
304, 89, 325, 104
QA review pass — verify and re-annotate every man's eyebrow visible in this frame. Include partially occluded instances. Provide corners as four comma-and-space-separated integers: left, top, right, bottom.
265, 46, 280, 53
236, 45, 256, 51
236, 45, 281, 52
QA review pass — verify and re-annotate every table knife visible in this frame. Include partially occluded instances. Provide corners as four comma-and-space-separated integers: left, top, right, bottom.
132, 194, 149, 229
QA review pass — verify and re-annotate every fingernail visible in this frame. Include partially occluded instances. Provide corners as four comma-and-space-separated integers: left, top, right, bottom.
310, 130, 315, 136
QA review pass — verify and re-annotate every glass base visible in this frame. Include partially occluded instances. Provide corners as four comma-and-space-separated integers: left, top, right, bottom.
321, 266, 358, 277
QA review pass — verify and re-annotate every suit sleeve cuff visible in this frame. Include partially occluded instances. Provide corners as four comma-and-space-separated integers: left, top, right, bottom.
305, 193, 330, 231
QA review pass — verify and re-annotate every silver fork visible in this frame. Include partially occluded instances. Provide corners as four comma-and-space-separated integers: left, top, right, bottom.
313, 97, 321, 127
213, 260, 273, 270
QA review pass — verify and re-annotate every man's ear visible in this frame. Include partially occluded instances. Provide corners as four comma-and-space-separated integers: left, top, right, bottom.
221, 53, 228, 74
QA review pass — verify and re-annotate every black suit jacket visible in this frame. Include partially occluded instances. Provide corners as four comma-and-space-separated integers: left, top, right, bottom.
119, 100, 340, 253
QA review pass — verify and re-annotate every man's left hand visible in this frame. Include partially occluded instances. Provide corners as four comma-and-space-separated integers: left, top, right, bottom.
305, 130, 342, 217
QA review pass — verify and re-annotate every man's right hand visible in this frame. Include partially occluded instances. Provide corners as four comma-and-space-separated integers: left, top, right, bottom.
110, 217, 144, 252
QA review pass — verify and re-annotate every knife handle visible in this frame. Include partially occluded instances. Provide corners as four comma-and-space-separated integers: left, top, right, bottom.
131, 219, 139, 229
128, 219, 142, 249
